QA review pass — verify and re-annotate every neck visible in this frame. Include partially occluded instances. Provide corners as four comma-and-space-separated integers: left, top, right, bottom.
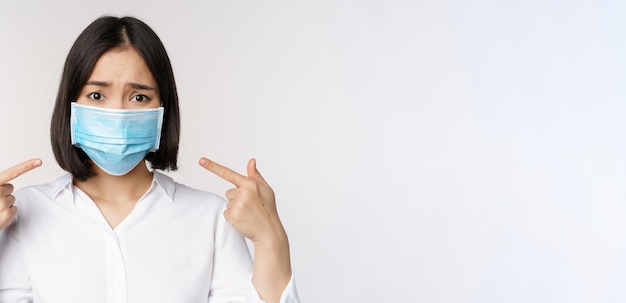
73, 161, 154, 202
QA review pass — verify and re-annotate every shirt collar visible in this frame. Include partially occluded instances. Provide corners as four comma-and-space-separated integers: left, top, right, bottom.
51, 173, 74, 200
152, 170, 176, 203
50, 171, 176, 203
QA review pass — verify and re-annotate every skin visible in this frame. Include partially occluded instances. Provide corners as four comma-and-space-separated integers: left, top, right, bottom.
199, 157, 292, 303
73, 46, 163, 228
75, 46, 292, 302
0, 159, 42, 229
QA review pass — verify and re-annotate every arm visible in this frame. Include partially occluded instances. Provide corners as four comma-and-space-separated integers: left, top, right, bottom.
209, 201, 297, 303
250, 217, 292, 303
0, 215, 33, 302
0, 160, 40, 302
199, 158, 298, 303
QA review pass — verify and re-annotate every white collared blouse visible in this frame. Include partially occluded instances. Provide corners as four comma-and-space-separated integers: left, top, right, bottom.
0, 171, 299, 303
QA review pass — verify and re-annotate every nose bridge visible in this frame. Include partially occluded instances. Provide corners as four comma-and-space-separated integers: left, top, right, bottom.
118, 97, 130, 109
112, 98, 126, 109
105, 86, 127, 109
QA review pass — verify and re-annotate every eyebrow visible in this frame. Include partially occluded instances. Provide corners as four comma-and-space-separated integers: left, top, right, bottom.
130, 83, 156, 90
85, 81, 156, 90
85, 80, 110, 87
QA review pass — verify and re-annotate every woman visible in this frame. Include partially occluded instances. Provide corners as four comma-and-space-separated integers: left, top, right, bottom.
0, 16, 299, 303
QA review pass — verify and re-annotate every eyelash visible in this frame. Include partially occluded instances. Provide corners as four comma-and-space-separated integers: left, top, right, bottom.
87, 92, 151, 102
131, 94, 151, 102
88, 92, 104, 101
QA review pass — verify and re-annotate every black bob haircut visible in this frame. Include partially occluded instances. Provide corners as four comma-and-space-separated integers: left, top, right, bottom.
51, 16, 180, 181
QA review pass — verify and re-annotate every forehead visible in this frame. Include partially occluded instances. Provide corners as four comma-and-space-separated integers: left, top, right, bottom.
88, 47, 156, 85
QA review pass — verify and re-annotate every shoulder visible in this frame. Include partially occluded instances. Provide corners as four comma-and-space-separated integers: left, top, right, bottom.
174, 182, 225, 204
13, 173, 73, 205
10, 174, 73, 227
153, 171, 226, 207
152, 172, 228, 227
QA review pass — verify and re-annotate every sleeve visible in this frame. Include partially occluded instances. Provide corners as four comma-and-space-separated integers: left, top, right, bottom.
247, 274, 301, 303
207, 204, 254, 302
0, 215, 33, 303
208, 205, 300, 303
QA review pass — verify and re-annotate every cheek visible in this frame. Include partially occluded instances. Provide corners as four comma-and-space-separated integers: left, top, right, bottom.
153, 96, 162, 107
75, 96, 93, 106
146, 97, 161, 108
150, 92, 162, 107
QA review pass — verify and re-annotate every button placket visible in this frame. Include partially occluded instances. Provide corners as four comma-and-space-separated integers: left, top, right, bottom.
104, 233, 128, 303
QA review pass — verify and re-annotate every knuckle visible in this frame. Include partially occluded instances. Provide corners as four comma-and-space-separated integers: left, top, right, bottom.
224, 209, 236, 222
206, 161, 215, 169
0, 184, 13, 195
225, 188, 237, 200
6, 195, 15, 205
229, 210, 241, 222
0, 197, 8, 209
235, 202, 246, 211
0, 209, 16, 224
222, 168, 233, 179
238, 190, 250, 201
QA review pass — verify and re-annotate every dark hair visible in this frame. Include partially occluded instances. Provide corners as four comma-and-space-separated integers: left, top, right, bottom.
51, 16, 180, 181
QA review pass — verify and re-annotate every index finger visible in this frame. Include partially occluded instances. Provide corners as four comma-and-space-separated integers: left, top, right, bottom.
199, 157, 247, 187
0, 159, 42, 184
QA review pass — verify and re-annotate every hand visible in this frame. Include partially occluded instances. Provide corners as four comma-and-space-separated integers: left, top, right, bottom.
0, 159, 42, 230
199, 157, 292, 303
199, 158, 286, 245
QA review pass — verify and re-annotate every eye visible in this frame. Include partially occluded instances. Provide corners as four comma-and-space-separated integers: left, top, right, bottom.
88, 92, 104, 101
131, 94, 151, 102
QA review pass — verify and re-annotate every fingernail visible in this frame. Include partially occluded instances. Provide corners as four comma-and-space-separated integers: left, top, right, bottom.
199, 158, 208, 166
33, 159, 42, 166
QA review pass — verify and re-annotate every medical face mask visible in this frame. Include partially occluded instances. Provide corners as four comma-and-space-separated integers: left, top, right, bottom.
70, 103, 164, 176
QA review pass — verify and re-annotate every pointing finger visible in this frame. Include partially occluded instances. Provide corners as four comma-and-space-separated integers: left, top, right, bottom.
0, 159, 42, 185
199, 157, 247, 186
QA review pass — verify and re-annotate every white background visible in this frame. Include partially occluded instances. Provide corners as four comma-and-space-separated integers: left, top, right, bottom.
1, 0, 625, 302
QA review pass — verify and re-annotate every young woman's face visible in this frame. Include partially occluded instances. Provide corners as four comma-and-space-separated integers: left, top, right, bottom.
76, 47, 160, 109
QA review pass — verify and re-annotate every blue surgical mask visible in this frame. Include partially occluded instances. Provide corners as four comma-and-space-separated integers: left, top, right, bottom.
70, 103, 164, 176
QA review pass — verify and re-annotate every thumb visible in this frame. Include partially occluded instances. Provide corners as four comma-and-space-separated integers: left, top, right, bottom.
247, 158, 267, 184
